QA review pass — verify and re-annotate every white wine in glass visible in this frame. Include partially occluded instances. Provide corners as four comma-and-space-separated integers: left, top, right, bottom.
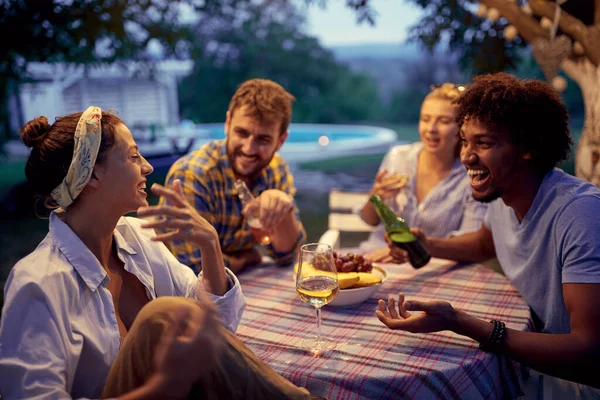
295, 243, 339, 352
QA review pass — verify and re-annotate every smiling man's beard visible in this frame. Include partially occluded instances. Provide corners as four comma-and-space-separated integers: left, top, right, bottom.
228, 150, 273, 180
473, 189, 502, 203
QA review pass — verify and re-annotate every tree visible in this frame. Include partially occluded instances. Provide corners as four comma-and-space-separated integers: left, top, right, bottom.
0, 0, 304, 140
179, 2, 382, 124
0, 0, 196, 139
345, 0, 600, 186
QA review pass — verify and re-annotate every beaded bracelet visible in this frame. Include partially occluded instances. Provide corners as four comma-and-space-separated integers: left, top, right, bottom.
479, 319, 506, 353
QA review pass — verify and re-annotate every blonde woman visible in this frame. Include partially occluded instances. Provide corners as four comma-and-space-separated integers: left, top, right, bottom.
361, 84, 487, 263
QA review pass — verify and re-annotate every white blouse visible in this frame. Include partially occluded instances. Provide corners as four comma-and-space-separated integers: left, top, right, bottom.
0, 212, 246, 399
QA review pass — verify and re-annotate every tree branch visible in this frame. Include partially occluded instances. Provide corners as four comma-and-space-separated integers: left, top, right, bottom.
528, 0, 599, 66
477, 0, 549, 43
561, 57, 587, 85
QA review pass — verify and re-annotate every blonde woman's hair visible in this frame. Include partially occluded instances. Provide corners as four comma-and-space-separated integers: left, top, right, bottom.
424, 83, 466, 103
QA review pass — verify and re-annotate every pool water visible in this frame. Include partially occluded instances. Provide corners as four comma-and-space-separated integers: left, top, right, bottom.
183, 123, 383, 143
139, 122, 400, 169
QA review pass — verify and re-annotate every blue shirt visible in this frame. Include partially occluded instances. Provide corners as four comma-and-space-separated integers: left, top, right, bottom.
484, 169, 600, 333
359, 142, 487, 250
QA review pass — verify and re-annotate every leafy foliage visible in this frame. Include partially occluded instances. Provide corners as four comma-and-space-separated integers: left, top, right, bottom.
179, 2, 382, 123
345, 0, 595, 75
407, 0, 528, 74
0, 0, 198, 80
0, 0, 200, 139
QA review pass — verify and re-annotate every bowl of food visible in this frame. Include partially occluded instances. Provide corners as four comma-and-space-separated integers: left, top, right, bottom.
329, 252, 388, 307
294, 251, 388, 307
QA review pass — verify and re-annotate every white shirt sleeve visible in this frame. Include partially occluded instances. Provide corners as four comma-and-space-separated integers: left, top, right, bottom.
0, 278, 73, 400
156, 246, 247, 333
129, 217, 247, 333
196, 269, 247, 333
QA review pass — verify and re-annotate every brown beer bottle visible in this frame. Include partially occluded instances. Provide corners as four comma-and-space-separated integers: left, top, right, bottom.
369, 194, 431, 268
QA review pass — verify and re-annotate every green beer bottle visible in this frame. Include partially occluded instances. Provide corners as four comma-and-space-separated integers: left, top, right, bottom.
369, 194, 431, 269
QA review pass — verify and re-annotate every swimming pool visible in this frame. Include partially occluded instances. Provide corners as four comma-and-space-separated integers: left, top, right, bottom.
146, 123, 400, 167
3, 123, 401, 168
185, 123, 393, 143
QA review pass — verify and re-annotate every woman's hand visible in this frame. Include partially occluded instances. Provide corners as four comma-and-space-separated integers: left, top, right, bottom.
375, 293, 459, 334
369, 170, 408, 200
139, 180, 228, 296
137, 179, 218, 248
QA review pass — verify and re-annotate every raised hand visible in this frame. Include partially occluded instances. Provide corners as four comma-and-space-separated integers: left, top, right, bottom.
137, 179, 218, 247
369, 170, 408, 200
244, 189, 294, 231
375, 293, 458, 333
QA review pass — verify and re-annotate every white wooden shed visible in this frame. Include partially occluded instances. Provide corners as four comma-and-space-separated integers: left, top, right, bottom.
9, 60, 193, 133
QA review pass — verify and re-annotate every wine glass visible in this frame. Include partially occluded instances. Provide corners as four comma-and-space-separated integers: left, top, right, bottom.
295, 243, 339, 352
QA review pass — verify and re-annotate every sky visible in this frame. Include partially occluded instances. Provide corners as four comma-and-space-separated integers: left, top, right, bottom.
302, 0, 423, 47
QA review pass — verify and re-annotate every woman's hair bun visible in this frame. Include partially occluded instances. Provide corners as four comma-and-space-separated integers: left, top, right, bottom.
20, 116, 51, 148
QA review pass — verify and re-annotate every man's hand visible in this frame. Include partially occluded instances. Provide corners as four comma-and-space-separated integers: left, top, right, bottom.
386, 228, 430, 264
244, 189, 294, 231
375, 293, 459, 333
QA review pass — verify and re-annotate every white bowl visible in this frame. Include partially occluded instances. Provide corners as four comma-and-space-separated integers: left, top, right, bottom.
329, 265, 388, 307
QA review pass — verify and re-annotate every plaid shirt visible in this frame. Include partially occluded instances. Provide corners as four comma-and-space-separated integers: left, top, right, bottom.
160, 140, 306, 273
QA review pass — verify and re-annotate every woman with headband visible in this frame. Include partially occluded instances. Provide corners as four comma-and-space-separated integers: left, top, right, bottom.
360, 84, 488, 263
0, 108, 312, 399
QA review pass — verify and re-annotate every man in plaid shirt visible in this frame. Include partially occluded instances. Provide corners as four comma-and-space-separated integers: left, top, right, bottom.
159, 79, 306, 273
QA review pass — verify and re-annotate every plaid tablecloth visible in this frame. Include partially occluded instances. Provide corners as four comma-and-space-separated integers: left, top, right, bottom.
236, 258, 533, 400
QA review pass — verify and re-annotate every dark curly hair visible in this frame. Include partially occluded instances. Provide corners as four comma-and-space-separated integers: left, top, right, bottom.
455, 72, 572, 174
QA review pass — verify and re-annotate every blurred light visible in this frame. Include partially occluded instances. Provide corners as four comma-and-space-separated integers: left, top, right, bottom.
487, 8, 500, 22
318, 135, 330, 146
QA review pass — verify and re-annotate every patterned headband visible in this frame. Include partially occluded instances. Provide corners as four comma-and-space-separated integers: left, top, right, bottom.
50, 106, 102, 209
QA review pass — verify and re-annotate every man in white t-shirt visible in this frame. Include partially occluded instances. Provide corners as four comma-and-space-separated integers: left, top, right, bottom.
377, 72, 600, 396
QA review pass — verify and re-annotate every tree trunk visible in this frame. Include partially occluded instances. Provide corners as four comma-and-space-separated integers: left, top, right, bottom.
564, 59, 600, 186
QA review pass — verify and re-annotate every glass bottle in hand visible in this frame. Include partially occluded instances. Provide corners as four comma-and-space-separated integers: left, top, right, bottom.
369, 194, 431, 268
235, 179, 271, 246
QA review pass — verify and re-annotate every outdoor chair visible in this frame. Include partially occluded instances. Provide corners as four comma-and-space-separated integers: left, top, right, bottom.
318, 189, 375, 249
